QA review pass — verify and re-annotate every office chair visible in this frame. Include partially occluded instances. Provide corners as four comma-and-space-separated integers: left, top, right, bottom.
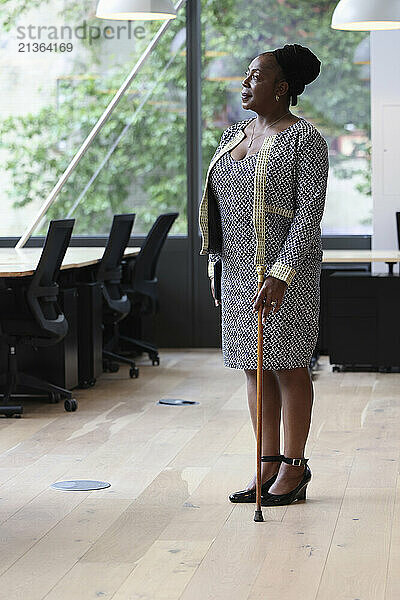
120, 212, 179, 366
0, 219, 77, 417
95, 213, 139, 379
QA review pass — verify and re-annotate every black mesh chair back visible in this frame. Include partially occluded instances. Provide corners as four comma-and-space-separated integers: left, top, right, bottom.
27, 219, 75, 342
127, 213, 178, 299
96, 214, 135, 317
117, 213, 178, 366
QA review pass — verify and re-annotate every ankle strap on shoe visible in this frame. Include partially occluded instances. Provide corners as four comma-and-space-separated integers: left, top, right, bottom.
282, 456, 308, 466
261, 454, 283, 462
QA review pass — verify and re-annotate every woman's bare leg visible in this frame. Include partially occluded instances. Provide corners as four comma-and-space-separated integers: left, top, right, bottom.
268, 366, 314, 495
243, 368, 282, 490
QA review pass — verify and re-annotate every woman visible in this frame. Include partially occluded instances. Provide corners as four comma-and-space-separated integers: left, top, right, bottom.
198, 44, 329, 506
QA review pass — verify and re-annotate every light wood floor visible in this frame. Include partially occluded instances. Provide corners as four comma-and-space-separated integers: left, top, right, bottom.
0, 350, 399, 600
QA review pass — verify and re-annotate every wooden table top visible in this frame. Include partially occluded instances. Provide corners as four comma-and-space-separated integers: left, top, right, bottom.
322, 249, 400, 263
0, 247, 398, 277
0, 247, 141, 277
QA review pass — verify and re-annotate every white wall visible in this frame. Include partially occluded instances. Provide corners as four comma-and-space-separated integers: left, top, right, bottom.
370, 30, 400, 274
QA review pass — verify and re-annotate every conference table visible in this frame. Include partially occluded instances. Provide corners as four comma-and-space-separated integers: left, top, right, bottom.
0, 246, 398, 389
0, 247, 141, 277
0, 246, 142, 401
0, 247, 398, 277
322, 249, 400, 273
320, 249, 400, 372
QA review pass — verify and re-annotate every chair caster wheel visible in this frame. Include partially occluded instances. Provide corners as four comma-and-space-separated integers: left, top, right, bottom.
150, 352, 160, 366
1, 406, 23, 418
64, 398, 77, 412
49, 392, 61, 403
79, 378, 96, 389
129, 367, 139, 378
109, 362, 119, 373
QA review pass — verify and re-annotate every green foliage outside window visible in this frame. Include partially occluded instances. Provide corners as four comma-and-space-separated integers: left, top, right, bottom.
0, 0, 371, 236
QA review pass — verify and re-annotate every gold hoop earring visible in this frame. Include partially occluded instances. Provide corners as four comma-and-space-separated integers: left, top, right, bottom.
275, 95, 279, 101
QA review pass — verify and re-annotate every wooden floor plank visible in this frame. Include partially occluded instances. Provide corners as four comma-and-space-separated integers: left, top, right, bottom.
0, 353, 397, 600
248, 448, 354, 600
385, 475, 400, 600
315, 487, 394, 600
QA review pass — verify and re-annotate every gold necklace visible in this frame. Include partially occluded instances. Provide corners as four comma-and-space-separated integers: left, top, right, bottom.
248, 112, 291, 148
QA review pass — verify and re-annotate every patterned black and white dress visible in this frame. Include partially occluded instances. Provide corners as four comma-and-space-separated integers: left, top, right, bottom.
208, 140, 323, 371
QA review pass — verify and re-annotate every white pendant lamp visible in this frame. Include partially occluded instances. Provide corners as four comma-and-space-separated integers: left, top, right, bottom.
96, 0, 176, 20
331, 0, 400, 30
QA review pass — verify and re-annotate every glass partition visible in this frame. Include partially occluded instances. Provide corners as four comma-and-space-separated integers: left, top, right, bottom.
0, 0, 187, 237
201, 0, 371, 236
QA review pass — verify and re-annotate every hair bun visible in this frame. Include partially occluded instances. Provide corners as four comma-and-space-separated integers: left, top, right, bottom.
294, 43, 321, 85
271, 43, 321, 106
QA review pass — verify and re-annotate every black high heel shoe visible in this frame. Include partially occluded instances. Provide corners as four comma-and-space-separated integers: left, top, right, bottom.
260, 455, 311, 506
229, 455, 283, 503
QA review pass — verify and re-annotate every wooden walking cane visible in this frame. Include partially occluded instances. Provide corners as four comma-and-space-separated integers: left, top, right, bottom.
254, 265, 265, 522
